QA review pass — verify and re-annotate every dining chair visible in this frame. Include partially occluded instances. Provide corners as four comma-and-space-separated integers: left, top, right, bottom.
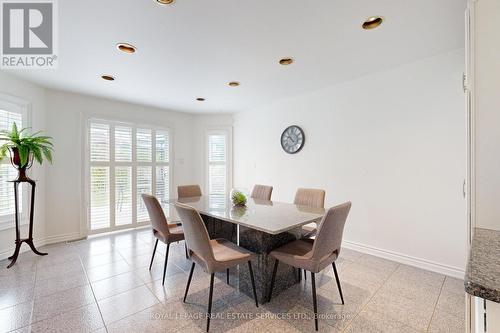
295, 188, 325, 238
250, 184, 273, 201
175, 203, 259, 332
268, 201, 352, 331
142, 194, 185, 286
177, 184, 202, 198
294, 188, 326, 280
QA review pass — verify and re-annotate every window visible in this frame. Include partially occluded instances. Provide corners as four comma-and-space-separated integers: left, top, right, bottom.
0, 102, 27, 227
207, 130, 230, 198
88, 120, 171, 232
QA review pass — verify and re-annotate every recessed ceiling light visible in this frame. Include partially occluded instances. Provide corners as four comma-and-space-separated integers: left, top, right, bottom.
362, 16, 384, 30
228, 81, 240, 87
156, 0, 174, 4
116, 43, 136, 54
196, 97, 205, 101
101, 74, 115, 81
279, 58, 294, 65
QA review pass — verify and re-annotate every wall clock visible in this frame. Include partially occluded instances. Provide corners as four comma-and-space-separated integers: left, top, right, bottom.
281, 125, 305, 154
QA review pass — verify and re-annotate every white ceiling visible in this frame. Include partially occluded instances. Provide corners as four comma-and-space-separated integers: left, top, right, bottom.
6, 0, 466, 114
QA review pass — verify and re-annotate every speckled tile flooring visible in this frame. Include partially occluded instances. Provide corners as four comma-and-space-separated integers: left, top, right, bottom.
0, 228, 465, 332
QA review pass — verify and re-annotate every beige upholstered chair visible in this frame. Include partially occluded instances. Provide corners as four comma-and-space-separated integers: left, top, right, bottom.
175, 203, 259, 332
295, 188, 325, 241
142, 194, 185, 286
177, 185, 202, 198
250, 184, 273, 201
268, 202, 352, 331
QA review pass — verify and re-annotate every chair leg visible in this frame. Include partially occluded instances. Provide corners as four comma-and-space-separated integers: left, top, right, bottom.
311, 272, 318, 331
332, 262, 344, 304
184, 242, 189, 259
162, 243, 170, 286
149, 239, 158, 271
207, 273, 215, 332
248, 261, 259, 307
226, 268, 230, 284
268, 259, 279, 302
183, 262, 195, 302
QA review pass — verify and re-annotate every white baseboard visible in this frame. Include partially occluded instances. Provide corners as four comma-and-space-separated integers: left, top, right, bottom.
342, 240, 465, 279
0, 232, 82, 261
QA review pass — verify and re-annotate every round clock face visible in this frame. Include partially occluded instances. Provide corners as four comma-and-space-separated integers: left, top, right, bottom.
281, 125, 305, 154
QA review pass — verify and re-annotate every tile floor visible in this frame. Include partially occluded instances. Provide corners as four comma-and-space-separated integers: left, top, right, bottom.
0, 228, 466, 332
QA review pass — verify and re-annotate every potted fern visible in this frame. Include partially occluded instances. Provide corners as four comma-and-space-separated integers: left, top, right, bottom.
0, 123, 53, 181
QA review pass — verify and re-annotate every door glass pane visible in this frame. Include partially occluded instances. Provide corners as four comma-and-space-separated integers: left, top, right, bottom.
115, 126, 132, 162
156, 130, 169, 163
90, 123, 109, 162
115, 167, 132, 226
90, 167, 109, 229
155, 166, 169, 216
208, 134, 226, 162
137, 129, 152, 162
209, 164, 226, 195
137, 166, 152, 222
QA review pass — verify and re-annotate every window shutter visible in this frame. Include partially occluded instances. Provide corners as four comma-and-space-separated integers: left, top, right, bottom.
136, 129, 152, 162
115, 166, 132, 226
115, 126, 132, 162
90, 123, 109, 162
208, 134, 227, 195
0, 109, 24, 219
137, 166, 152, 222
90, 167, 110, 229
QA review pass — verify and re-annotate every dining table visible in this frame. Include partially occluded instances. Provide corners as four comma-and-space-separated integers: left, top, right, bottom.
166, 194, 325, 303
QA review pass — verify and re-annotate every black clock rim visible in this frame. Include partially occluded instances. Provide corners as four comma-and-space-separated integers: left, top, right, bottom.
280, 125, 305, 154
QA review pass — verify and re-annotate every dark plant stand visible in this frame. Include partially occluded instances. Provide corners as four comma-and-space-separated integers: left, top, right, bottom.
6, 178, 47, 268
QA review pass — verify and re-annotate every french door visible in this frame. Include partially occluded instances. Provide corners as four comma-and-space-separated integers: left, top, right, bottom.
87, 119, 171, 234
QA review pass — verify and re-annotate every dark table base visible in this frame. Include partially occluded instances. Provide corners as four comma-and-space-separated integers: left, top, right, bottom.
201, 215, 301, 303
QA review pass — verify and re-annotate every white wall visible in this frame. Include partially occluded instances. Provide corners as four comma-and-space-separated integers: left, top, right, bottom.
44, 90, 199, 240
233, 49, 467, 275
473, 0, 500, 231
0, 72, 47, 259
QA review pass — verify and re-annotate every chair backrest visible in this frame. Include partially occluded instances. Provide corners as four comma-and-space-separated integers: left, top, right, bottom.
251, 184, 273, 201
311, 202, 351, 260
174, 203, 215, 268
178, 185, 202, 198
294, 188, 326, 208
142, 194, 171, 238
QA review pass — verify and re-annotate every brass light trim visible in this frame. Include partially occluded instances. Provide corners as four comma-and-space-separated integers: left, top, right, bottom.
228, 81, 240, 87
101, 75, 115, 81
362, 16, 384, 30
196, 97, 205, 101
279, 58, 294, 65
116, 43, 136, 54
156, 0, 174, 4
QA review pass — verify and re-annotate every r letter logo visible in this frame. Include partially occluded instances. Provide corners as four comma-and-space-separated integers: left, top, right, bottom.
1, 0, 57, 68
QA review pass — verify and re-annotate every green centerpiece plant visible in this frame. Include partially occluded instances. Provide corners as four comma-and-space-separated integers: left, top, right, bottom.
231, 190, 247, 207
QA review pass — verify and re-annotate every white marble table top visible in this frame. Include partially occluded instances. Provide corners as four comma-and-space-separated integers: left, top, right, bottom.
166, 195, 325, 235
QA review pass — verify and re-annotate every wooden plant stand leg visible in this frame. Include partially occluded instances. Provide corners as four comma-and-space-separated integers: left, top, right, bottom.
7, 180, 47, 269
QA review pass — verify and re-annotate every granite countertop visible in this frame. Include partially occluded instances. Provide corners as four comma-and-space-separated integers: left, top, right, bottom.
465, 228, 500, 303
167, 195, 325, 235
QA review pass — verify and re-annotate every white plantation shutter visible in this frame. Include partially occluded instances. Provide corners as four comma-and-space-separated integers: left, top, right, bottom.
90, 167, 110, 229
208, 133, 228, 195
115, 126, 132, 162
137, 166, 152, 223
90, 123, 109, 162
88, 120, 170, 232
136, 129, 152, 162
0, 108, 24, 222
115, 166, 132, 226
